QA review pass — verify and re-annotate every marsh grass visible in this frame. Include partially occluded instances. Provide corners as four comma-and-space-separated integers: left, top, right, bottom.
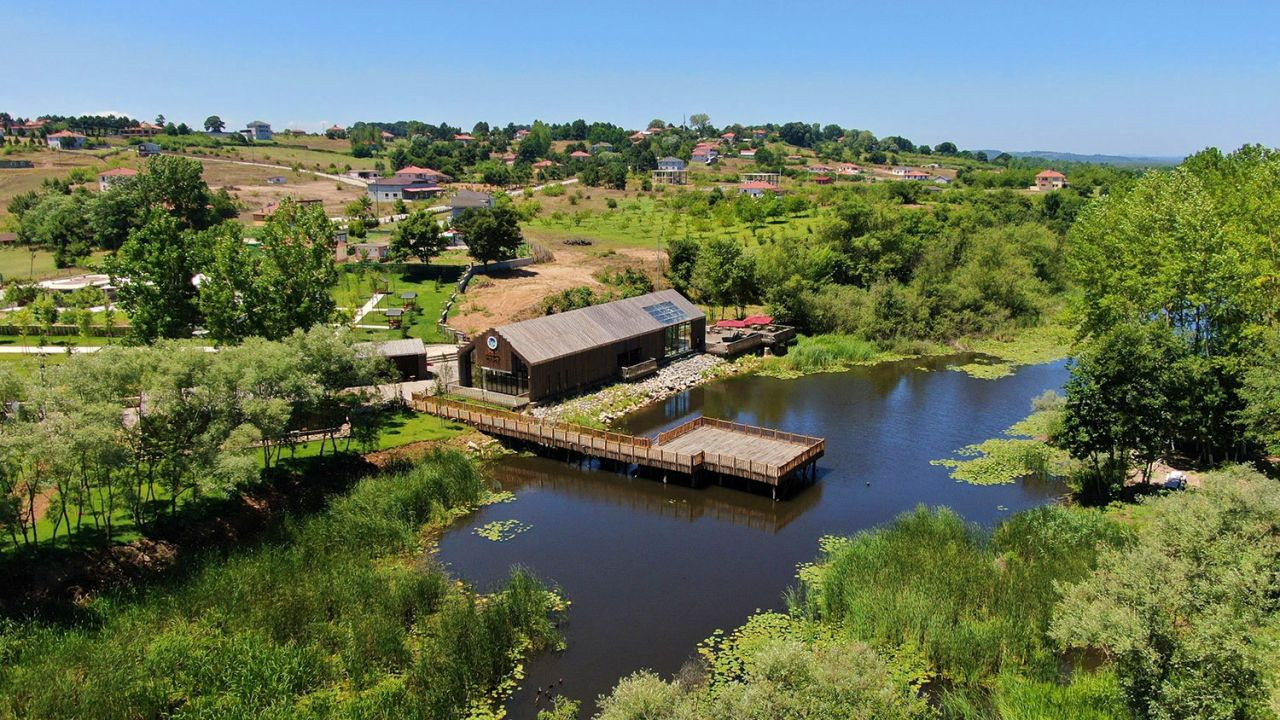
807, 506, 1130, 690
0, 451, 560, 719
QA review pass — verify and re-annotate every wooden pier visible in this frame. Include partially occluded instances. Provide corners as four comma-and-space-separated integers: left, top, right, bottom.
411, 395, 824, 497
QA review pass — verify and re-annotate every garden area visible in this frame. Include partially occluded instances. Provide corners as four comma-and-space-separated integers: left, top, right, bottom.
334, 262, 465, 344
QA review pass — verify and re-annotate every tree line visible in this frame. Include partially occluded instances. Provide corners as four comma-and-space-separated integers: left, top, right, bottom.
0, 328, 388, 549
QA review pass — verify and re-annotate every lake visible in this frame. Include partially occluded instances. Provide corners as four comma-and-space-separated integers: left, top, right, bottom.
434, 354, 1068, 717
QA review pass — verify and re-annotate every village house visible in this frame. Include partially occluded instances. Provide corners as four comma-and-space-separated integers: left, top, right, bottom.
122, 122, 162, 137
46, 130, 86, 150
395, 165, 452, 183
449, 189, 494, 220
890, 166, 910, 176
380, 130, 395, 141
1035, 169, 1068, 190
326, 125, 346, 138
629, 131, 648, 143
98, 167, 138, 191
590, 141, 615, 154
367, 176, 441, 202
836, 162, 862, 175
652, 156, 688, 185
457, 289, 704, 402
502, 152, 517, 166
721, 132, 737, 143
453, 133, 475, 143
245, 121, 273, 141
569, 150, 592, 160
739, 148, 757, 159
813, 175, 833, 185
691, 145, 719, 164
515, 129, 530, 141
738, 180, 781, 198
751, 128, 767, 139
902, 169, 930, 181
807, 164, 833, 174
532, 160, 557, 170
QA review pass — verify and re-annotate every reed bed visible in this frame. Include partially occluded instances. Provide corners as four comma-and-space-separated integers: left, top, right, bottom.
0, 451, 559, 720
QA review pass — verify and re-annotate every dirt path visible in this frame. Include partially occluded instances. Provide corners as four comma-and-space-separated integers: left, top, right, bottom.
447, 245, 665, 333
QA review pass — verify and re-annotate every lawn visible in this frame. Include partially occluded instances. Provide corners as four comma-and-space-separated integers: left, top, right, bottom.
334, 262, 465, 344
0, 247, 108, 282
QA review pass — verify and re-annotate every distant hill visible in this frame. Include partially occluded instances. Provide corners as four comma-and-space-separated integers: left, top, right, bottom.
980, 150, 1185, 167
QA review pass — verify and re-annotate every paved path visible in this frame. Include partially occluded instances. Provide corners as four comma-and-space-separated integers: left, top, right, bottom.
351, 292, 387, 324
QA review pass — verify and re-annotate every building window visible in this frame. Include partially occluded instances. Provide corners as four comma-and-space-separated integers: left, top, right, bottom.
663, 321, 691, 358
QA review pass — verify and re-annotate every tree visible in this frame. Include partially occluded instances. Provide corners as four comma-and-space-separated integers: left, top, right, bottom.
455, 205, 523, 265
16, 192, 94, 267
106, 211, 212, 341
1060, 322, 1182, 501
390, 209, 448, 264
691, 236, 758, 319
203, 115, 225, 133
689, 113, 711, 135
135, 154, 230, 230
199, 200, 338, 343
935, 141, 958, 155
1051, 467, 1280, 720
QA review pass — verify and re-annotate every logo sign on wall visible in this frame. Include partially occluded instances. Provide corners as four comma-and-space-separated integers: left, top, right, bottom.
486, 335, 499, 351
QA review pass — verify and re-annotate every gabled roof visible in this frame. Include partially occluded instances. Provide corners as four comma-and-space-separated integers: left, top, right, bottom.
569, 150, 591, 158
247, 120, 270, 127
450, 189, 492, 208
739, 181, 779, 190
99, 168, 138, 177
48, 130, 85, 138
369, 175, 438, 187
453, 133, 475, 140
396, 165, 446, 176
354, 338, 425, 359
1036, 169, 1066, 178
479, 289, 703, 365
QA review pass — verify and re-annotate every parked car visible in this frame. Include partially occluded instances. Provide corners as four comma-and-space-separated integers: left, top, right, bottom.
1163, 470, 1188, 490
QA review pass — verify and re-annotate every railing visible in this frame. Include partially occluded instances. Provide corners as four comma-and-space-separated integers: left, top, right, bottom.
412, 395, 823, 484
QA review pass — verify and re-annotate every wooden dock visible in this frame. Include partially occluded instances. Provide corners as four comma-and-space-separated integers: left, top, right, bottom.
411, 395, 824, 497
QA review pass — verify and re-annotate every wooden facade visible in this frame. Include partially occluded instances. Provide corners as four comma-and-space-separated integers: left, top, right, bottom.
457, 290, 706, 402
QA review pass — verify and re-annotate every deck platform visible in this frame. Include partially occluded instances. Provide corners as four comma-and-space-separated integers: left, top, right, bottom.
411, 395, 824, 495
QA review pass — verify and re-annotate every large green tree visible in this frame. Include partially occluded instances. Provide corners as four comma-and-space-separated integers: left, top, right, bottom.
106, 211, 213, 341
455, 204, 523, 265
390, 209, 448, 263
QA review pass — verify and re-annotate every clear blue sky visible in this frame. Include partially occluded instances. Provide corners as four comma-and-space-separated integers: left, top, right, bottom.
8, 0, 1278, 156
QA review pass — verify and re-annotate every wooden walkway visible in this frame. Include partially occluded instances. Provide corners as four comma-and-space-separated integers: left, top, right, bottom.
411, 395, 824, 493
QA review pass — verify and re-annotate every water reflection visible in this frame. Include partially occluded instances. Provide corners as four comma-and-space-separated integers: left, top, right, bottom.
435, 355, 1068, 718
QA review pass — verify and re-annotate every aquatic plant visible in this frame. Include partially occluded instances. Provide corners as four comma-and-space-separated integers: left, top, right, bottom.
474, 519, 531, 542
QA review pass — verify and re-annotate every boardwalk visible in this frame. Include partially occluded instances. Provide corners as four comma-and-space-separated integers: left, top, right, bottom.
411, 395, 824, 496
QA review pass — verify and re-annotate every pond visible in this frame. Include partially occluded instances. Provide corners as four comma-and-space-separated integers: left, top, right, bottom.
434, 354, 1068, 717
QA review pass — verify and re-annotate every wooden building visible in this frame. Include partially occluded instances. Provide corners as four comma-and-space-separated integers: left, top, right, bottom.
458, 290, 705, 402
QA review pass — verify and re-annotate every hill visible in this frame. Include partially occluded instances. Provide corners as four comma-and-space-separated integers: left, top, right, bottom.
983, 149, 1184, 167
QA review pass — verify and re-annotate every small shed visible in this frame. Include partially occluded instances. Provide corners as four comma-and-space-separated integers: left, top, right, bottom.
354, 338, 428, 380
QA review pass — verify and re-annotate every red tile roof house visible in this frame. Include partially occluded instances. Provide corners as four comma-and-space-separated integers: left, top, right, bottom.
98, 167, 138, 191
395, 165, 453, 183
738, 180, 781, 198
807, 164, 833, 174
739, 148, 757, 159
122, 122, 162, 137
502, 152, 517, 166
629, 131, 648, 143
901, 169, 930, 181
1035, 169, 1068, 191
813, 175, 833, 185
515, 129, 530, 140
367, 175, 442, 202
532, 160, 557, 169
380, 130, 395, 141
691, 145, 719, 164
46, 130, 87, 150
453, 133, 476, 143
721, 132, 737, 142
569, 150, 592, 159
837, 163, 863, 175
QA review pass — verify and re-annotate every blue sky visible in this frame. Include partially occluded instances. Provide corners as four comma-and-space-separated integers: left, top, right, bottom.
7, 1, 1278, 156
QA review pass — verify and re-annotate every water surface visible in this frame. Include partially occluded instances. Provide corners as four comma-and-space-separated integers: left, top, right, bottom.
434, 355, 1067, 717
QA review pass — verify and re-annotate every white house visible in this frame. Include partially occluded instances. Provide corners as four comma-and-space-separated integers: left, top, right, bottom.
245, 121, 273, 141
46, 130, 86, 150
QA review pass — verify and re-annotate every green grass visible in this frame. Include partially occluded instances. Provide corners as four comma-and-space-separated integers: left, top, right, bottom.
334, 263, 463, 343
0, 247, 107, 282
949, 324, 1074, 379
523, 196, 824, 251
0, 453, 562, 719
283, 408, 466, 461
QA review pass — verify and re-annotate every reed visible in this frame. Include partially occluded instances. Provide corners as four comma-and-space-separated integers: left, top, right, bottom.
0, 451, 559, 720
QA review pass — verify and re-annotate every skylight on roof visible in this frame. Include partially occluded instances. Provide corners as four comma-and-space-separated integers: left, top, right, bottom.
642, 301, 686, 325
